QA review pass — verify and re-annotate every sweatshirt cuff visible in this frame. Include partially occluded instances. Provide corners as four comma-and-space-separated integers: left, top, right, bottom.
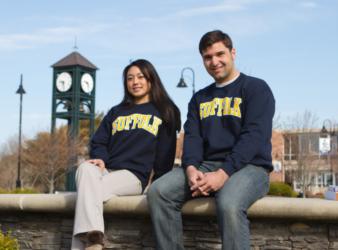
182, 161, 200, 170
221, 161, 236, 177
90, 154, 109, 165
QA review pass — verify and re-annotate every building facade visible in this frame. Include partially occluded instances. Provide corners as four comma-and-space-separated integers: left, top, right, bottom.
174, 129, 338, 195
283, 130, 338, 195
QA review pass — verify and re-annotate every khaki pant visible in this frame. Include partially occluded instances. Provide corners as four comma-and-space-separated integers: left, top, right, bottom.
71, 162, 142, 250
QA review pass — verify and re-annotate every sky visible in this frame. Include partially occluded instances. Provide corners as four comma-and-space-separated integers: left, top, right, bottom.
1, 0, 338, 146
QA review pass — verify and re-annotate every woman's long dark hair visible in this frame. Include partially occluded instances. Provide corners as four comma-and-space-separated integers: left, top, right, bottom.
121, 59, 181, 133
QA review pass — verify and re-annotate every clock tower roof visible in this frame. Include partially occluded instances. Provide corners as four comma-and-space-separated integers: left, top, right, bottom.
52, 51, 98, 70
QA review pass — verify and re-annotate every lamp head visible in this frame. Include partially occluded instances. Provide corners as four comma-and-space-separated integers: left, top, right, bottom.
16, 74, 26, 95
16, 84, 26, 95
177, 77, 188, 88
320, 125, 329, 138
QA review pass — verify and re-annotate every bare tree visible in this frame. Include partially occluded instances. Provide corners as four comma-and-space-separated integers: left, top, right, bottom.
282, 110, 319, 197
273, 112, 282, 130
0, 112, 102, 192
22, 127, 84, 193
0, 136, 20, 190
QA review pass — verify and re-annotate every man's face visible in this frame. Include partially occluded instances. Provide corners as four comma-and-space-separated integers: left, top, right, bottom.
202, 41, 236, 83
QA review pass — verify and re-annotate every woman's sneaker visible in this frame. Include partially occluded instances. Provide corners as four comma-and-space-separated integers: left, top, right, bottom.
83, 231, 104, 250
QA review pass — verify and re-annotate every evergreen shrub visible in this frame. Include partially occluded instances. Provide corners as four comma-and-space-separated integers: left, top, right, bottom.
268, 182, 298, 197
0, 231, 19, 250
0, 188, 38, 194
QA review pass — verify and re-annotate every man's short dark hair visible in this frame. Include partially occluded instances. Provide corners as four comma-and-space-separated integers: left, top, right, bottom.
199, 30, 233, 54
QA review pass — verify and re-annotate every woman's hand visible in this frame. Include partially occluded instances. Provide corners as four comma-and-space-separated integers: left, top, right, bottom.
87, 159, 106, 172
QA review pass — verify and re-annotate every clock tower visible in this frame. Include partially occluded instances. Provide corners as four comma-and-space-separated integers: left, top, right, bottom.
51, 51, 98, 190
51, 51, 98, 137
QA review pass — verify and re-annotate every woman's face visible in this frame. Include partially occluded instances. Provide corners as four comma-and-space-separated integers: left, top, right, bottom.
126, 66, 151, 104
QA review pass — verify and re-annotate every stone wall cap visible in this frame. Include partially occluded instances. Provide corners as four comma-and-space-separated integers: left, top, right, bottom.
0, 194, 338, 220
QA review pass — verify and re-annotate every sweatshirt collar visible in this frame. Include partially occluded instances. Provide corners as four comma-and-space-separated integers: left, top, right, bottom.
215, 72, 241, 88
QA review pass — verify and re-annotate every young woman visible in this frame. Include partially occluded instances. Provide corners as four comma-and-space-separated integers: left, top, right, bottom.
71, 59, 181, 250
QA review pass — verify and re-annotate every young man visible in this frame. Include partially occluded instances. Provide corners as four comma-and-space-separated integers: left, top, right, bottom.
147, 30, 275, 250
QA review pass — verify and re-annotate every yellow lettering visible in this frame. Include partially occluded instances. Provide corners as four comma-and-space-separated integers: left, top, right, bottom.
124, 116, 132, 130
142, 115, 152, 130
205, 102, 211, 118
223, 97, 232, 116
111, 113, 162, 136
112, 120, 117, 135
199, 97, 242, 120
200, 103, 206, 119
216, 98, 223, 116
209, 99, 216, 116
230, 98, 242, 118
117, 117, 126, 131
137, 114, 144, 129
130, 114, 138, 129
149, 116, 163, 136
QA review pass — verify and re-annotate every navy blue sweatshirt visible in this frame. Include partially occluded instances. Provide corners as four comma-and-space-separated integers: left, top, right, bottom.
182, 73, 275, 176
90, 102, 177, 190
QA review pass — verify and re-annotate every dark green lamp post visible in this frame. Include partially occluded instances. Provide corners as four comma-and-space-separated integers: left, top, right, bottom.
16, 74, 26, 189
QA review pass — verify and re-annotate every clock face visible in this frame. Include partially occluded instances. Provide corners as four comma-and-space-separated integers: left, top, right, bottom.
81, 73, 94, 93
56, 72, 72, 92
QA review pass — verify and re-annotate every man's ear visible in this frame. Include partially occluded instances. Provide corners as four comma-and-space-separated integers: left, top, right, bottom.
231, 48, 236, 60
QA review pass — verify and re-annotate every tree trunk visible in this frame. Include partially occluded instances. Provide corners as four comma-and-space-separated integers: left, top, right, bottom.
49, 181, 54, 194
48, 172, 55, 193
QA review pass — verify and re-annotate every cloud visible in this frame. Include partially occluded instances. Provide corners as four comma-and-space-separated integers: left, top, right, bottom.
175, 3, 244, 17
299, 1, 318, 9
172, 0, 272, 18
0, 24, 106, 51
0, 0, 320, 55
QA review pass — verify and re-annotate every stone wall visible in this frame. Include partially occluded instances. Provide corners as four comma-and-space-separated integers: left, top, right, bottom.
1, 212, 338, 249
1, 194, 338, 249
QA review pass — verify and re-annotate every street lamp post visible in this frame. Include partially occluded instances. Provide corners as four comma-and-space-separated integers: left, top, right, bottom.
16, 74, 26, 189
320, 119, 337, 186
177, 67, 195, 95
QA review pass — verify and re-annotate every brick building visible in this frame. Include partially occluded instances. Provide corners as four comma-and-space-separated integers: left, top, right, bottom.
174, 129, 338, 195
174, 130, 286, 183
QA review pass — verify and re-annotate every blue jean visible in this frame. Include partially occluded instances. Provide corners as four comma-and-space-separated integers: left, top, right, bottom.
147, 162, 269, 250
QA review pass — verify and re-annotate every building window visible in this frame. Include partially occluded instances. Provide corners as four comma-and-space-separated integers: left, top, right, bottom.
284, 134, 298, 161
324, 172, 333, 187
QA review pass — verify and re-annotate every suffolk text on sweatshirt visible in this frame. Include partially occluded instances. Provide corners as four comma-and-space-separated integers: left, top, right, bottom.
90, 102, 177, 189
182, 73, 275, 176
